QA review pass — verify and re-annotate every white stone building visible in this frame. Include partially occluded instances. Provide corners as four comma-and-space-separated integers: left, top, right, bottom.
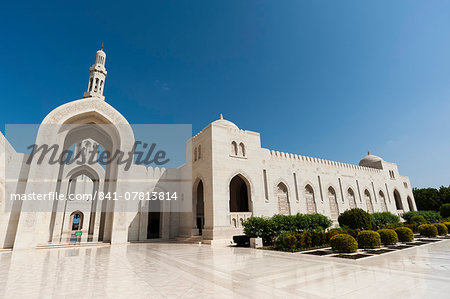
0, 48, 417, 250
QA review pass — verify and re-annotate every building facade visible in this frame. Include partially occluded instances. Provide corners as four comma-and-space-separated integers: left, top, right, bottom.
0, 48, 417, 249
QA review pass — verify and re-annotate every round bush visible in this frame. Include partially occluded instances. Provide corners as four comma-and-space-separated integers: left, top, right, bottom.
275, 232, 297, 251
330, 234, 358, 253
410, 215, 427, 225
433, 223, 448, 236
443, 222, 450, 232
440, 204, 450, 219
357, 230, 381, 249
338, 208, 372, 230
377, 229, 398, 245
418, 224, 438, 238
395, 227, 414, 242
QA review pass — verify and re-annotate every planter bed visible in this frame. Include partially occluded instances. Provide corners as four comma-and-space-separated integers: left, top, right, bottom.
331, 253, 372, 260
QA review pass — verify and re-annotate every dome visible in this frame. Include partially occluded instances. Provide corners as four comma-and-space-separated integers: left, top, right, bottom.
359, 152, 383, 169
211, 114, 239, 129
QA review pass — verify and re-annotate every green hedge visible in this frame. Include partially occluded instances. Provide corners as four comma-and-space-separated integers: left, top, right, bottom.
338, 208, 372, 230
330, 234, 358, 253
410, 215, 427, 225
377, 229, 398, 245
440, 204, 450, 219
403, 211, 442, 224
442, 222, 450, 232
274, 231, 337, 251
433, 223, 448, 236
371, 212, 400, 230
357, 230, 381, 249
418, 224, 438, 237
243, 213, 332, 245
395, 227, 414, 242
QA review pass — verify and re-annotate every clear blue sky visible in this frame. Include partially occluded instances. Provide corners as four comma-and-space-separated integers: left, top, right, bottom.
0, 1, 449, 188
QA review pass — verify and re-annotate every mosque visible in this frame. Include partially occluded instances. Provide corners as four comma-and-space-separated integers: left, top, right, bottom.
0, 48, 416, 249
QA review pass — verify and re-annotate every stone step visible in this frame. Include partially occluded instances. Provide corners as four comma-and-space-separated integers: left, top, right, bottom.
36, 242, 108, 249
173, 236, 204, 244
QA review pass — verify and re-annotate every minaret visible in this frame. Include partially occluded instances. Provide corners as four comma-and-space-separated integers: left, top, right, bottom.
83, 45, 107, 100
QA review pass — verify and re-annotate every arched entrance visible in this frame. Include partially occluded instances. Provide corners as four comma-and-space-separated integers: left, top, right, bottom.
305, 185, 317, 214
328, 187, 339, 221
229, 175, 250, 213
276, 182, 290, 215
347, 188, 357, 209
407, 196, 414, 211
364, 190, 374, 213
70, 211, 84, 231
195, 180, 205, 235
394, 190, 403, 210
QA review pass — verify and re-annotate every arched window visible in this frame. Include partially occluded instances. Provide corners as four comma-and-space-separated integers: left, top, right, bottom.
94, 78, 99, 92
328, 187, 339, 221
71, 211, 83, 231
305, 185, 317, 214
89, 78, 93, 92
347, 188, 357, 209
239, 142, 245, 157
379, 191, 388, 212
229, 175, 250, 212
364, 190, 374, 213
198, 145, 201, 159
194, 147, 197, 161
231, 141, 238, 156
394, 190, 403, 210
100, 80, 104, 92
276, 182, 290, 215
407, 196, 414, 211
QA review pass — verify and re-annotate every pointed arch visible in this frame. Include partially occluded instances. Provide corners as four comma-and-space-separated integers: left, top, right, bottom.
394, 189, 403, 210
276, 182, 290, 215
407, 196, 414, 211
328, 186, 339, 221
229, 174, 251, 212
347, 188, 357, 209
304, 184, 317, 214
364, 189, 374, 213
379, 190, 388, 212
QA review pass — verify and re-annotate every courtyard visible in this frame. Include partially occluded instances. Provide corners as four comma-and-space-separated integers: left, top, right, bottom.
0, 240, 449, 298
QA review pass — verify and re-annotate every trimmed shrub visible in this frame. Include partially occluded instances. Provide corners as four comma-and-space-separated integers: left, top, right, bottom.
440, 204, 450, 219
275, 232, 297, 251
401, 223, 418, 233
330, 234, 358, 253
338, 208, 372, 230
243, 213, 332, 245
442, 222, 450, 232
294, 213, 333, 232
433, 223, 448, 236
395, 227, 414, 242
371, 212, 401, 230
418, 224, 438, 237
233, 235, 250, 247
243, 216, 274, 245
357, 230, 381, 249
402, 211, 442, 224
410, 215, 427, 225
377, 229, 398, 245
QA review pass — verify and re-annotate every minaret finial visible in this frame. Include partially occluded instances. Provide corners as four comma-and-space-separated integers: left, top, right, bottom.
220, 113, 223, 120
368, 151, 370, 155
83, 47, 107, 100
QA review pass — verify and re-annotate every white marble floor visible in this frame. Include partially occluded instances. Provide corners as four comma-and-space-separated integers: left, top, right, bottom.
0, 240, 450, 298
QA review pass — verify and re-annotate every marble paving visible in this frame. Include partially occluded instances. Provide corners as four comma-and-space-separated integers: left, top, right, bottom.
0, 240, 449, 298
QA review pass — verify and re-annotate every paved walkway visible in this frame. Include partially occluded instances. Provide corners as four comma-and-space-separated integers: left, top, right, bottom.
0, 240, 449, 298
